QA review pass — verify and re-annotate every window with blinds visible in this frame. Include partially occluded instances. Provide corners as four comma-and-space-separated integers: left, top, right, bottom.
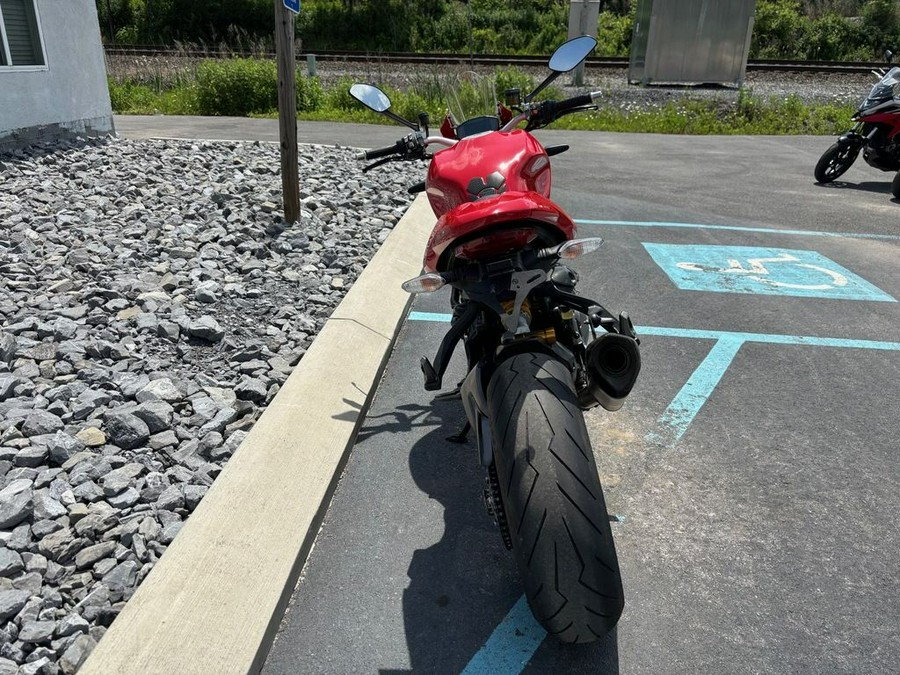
0, 0, 45, 67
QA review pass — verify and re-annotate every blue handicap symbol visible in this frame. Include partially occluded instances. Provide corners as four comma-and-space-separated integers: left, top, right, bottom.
643, 244, 895, 302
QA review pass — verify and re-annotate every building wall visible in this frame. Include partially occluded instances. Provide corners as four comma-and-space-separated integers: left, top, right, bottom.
0, 0, 113, 147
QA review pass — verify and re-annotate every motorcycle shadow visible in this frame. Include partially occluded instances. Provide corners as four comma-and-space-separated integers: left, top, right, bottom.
814, 179, 895, 195
378, 396, 620, 675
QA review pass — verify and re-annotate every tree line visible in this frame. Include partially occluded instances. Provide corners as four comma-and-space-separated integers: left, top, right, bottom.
96, 0, 900, 61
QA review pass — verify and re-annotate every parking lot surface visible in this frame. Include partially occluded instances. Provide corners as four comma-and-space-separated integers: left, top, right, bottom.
259, 128, 900, 674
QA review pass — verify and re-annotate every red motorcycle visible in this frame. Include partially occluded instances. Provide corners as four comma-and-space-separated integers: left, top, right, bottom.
814, 50, 900, 194
351, 36, 641, 642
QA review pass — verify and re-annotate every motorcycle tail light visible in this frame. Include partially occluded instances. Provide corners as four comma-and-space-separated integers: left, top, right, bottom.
401, 273, 446, 294
523, 155, 549, 176
557, 237, 605, 259
453, 227, 542, 261
523, 155, 551, 195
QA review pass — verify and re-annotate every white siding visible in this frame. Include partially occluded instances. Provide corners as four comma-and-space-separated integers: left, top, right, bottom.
0, 0, 112, 144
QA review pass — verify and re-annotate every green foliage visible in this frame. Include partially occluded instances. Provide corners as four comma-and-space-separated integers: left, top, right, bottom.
323, 76, 360, 112
97, 0, 900, 61
410, 3, 468, 52
750, 0, 900, 60
107, 79, 158, 113
559, 93, 854, 135
295, 73, 323, 112
494, 67, 535, 98
861, 0, 900, 51
297, 0, 420, 52
596, 10, 634, 56
751, 0, 808, 58
99, 0, 273, 44
195, 59, 277, 116
157, 85, 199, 114
109, 55, 855, 137
805, 12, 867, 60
191, 58, 320, 116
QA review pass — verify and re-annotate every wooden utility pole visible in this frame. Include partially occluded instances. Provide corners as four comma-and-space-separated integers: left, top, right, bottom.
274, 0, 300, 223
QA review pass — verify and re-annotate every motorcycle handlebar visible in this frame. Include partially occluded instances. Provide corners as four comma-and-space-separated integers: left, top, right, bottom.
555, 91, 602, 114
356, 140, 403, 161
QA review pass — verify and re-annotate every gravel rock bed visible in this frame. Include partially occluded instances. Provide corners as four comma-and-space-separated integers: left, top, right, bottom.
0, 136, 419, 673
106, 54, 879, 114
306, 61, 878, 108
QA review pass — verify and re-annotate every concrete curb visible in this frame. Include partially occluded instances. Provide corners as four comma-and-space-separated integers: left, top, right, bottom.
80, 193, 434, 675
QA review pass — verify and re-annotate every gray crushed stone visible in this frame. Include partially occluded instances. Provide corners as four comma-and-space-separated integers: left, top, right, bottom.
0, 135, 420, 670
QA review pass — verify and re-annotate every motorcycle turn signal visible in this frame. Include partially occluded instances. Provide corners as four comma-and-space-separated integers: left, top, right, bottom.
401, 273, 447, 294
539, 237, 605, 260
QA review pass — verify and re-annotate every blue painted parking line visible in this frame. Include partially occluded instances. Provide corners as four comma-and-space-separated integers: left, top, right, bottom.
408, 312, 900, 445
460, 595, 546, 675
643, 327, 900, 447
575, 219, 900, 241
408, 312, 900, 351
408, 311, 453, 322
656, 336, 744, 444
643, 243, 895, 301
637, 326, 900, 350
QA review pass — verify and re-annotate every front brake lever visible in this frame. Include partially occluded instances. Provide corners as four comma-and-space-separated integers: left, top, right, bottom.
362, 157, 394, 173
560, 105, 598, 117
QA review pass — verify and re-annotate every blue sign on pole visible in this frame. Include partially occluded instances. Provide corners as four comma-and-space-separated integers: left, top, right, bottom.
643, 243, 895, 301
283, 0, 300, 13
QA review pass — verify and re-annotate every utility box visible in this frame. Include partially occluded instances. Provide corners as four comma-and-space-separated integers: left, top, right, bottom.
628, 0, 756, 87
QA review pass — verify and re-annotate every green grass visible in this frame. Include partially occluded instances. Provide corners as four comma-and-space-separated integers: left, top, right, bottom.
557, 97, 855, 135
108, 61, 856, 136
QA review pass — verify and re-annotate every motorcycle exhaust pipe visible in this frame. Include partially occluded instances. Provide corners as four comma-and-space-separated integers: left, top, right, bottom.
578, 333, 641, 412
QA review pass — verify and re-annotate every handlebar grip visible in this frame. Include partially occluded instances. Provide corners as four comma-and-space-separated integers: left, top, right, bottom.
361, 141, 402, 161
559, 94, 594, 110
557, 93, 595, 113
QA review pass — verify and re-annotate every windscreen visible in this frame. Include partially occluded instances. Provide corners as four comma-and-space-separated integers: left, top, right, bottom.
866, 66, 900, 103
446, 72, 498, 131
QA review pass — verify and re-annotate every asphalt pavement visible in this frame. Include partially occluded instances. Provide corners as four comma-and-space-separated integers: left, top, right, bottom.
117, 116, 900, 674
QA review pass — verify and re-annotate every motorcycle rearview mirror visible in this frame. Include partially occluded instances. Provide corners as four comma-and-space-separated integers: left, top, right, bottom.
549, 35, 598, 73
348, 83, 419, 130
350, 83, 391, 112
525, 35, 597, 103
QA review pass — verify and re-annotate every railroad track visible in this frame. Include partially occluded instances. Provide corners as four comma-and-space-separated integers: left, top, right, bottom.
103, 45, 884, 74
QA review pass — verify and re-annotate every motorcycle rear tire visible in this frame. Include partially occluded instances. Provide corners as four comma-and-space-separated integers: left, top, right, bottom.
814, 142, 859, 183
486, 351, 624, 643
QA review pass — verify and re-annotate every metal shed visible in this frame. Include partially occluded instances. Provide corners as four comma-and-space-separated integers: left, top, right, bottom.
629, 0, 757, 87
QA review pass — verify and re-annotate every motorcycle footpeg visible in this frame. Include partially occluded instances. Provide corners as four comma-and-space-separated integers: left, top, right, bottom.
421, 356, 441, 391
618, 311, 639, 343
588, 305, 615, 329
434, 386, 461, 401
446, 421, 471, 444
